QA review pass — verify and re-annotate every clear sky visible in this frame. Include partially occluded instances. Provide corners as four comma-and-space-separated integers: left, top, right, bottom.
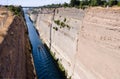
0, 0, 70, 6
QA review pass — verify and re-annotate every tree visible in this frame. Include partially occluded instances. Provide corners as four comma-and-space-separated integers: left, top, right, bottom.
70, 0, 80, 7
8, 5, 22, 15
118, 1, 120, 6
63, 2, 69, 7
70, 0, 76, 7
90, 0, 99, 6
108, 0, 118, 7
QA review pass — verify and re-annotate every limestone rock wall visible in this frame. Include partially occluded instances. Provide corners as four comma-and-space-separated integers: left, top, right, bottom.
32, 8, 85, 77
75, 8, 120, 79
29, 7, 120, 79
0, 7, 8, 28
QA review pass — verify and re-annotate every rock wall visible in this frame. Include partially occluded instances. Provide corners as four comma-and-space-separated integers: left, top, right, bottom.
75, 7, 120, 79
0, 7, 8, 28
0, 15, 35, 79
29, 7, 120, 79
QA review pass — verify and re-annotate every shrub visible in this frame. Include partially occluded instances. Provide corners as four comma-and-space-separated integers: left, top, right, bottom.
70, 0, 80, 7
108, 0, 118, 7
31, 10, 38, 14
90, 0, 98, 6
63, 2, 69, 8
54, 19, 70, 30
60, 22, 66, 28
53, 27, 58, 31
118, 1, 120, 6
103, 2, 108, 7
8, 5, 22, 16
54, 20, 60, 25
64, 18, 66, 22
66, 25, 70, 29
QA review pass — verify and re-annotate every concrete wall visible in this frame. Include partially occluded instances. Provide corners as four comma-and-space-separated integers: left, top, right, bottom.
29, 7, 120, 79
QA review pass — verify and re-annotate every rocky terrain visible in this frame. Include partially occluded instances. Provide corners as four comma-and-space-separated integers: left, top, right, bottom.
0, 7, 13, 43
0, 7, 35, 79
29, 7, 120, 79
75, 7, 120, 79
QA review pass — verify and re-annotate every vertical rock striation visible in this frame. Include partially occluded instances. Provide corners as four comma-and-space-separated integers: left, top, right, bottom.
29, 7, 120, 79
0, 15, 35, 79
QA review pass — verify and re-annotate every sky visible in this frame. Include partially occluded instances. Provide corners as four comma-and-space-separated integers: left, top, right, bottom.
0, 0, 70, 7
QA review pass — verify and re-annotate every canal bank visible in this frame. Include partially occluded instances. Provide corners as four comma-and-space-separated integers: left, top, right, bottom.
24, 10, 67, 79
29, 7, 120, 79
0, 7, 35, 78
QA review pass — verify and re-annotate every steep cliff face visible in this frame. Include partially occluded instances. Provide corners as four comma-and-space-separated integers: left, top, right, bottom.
30, 8, 84, 77
29, 7, 120, 79
76, 8, 120, 79
0, 15, 35, 79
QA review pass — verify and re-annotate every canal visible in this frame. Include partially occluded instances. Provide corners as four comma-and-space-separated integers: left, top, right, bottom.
24, 10, 66, 79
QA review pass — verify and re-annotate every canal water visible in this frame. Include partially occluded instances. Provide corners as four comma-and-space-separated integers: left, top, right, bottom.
24, 11, 66, 79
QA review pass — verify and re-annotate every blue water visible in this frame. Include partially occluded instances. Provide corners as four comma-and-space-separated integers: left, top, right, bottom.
24, 12, 65, 79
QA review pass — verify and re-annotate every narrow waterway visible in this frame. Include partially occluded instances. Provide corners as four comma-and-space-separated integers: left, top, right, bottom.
24, 11, 66, 79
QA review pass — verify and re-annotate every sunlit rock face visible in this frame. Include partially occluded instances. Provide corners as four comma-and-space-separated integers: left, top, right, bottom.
76, 7, 120, 79
29, 7, 120, 79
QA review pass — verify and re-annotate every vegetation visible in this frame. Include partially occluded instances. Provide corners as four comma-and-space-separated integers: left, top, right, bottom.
53, 27, 58, 31
118, 1, 120, 6
60, 22, 66, 28
43, 43, 67, 79
43, 0, 120, 9
43, 2, 70, 8
70, 0, 80, 7
7, 5, 22, 16
108, 0, 118, 7
64, 18, 66, 22
43, 3, 62, 8
54, 19, 70, 30
54, 20, 60, 25
69, 0, 120, 8
66, 25, 71, 30
31, 10, 38, 14
63, 2, 69, 8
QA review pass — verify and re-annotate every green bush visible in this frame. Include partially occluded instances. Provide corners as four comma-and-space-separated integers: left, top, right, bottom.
54, 20, 60, 25
8, 5, 21, 15
66, 25, 70, 30
90, 0, 98, 6
31, 10, 38, 14
103, 2, 108, 7
60, 22, 66, 28
54, 19, 70, 30
63, 2, 69, 8
43, 0, 119, 9
108, 0, 118, 7
64, 18, 66, 22
69, 0, 119, 8
53, 27, 58, 31
70, 0, 80, 7
118, 2, 120, 6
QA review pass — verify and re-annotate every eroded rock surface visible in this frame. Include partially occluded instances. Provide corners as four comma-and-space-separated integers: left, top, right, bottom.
29, 7, 120, 79
0, 12, 35, 79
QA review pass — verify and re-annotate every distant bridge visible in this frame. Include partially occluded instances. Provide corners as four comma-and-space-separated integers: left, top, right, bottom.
22, 6, 40, 8
22, 6, 59, 8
